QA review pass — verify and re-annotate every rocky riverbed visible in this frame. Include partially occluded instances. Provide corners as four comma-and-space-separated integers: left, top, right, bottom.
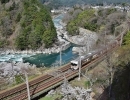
0, 41, 70, 55
70, 27, 98, 55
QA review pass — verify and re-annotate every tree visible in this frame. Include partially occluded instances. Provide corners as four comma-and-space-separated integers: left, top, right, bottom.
66, 9, 97, 35
0, 0, 9, 4
15, 33, 28, 50
99, 51, 119, 98
42, 29, 55, 48
123, 31, 130, 45
16, 13, 21, 22
61, 82, 92, 100
84, 22, 97, 31
15, 0, 57, 50
67, 21, 79, 35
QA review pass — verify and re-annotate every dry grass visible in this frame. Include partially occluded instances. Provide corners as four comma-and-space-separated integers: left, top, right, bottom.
70, 77, 88, 88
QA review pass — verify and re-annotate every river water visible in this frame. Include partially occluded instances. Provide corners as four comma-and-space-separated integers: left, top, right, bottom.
0, 14, 77, 67
23, 46, 77, 67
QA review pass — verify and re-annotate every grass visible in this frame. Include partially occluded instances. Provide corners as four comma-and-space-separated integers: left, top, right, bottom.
70, 77, 88, 88
28, 74, 39, 80
40, 94, 62, 100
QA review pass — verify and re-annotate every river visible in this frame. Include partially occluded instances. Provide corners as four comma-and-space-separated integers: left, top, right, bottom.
0, 14, 77, 67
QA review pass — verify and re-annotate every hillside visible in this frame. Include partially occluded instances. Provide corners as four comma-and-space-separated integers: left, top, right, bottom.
41, 0, 130, 8
64, 7, 126, 36
0, 0, 57, 50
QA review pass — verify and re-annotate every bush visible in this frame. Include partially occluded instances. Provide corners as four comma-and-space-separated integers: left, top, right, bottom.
84, 22, 97, 31
67, 9, 95, 35
0, 39, 8, 48
85, 81, 91, 88
15, 75, 24, 84
123, 31, 130, 45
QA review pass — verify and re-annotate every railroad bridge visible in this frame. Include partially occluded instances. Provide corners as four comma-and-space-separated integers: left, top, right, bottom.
0, 28, 128, 100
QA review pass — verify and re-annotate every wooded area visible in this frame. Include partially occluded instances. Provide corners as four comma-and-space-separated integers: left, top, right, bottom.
0, 0, 57, 50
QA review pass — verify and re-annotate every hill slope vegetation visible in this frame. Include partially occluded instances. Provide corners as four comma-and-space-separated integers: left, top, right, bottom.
40, 0, 130, 8
0, 0, 57, 50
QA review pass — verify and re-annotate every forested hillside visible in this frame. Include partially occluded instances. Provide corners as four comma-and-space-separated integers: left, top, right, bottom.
64, 7, 126, 35
40, 0, 130, 8
0, 0, 57, 50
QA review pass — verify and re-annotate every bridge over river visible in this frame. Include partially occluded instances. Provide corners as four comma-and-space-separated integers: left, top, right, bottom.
0, 35, 122, 100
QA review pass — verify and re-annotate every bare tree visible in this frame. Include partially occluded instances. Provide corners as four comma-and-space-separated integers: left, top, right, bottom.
62, 13, 73, 23
81, 70, 97, 89
61, 82, 92, 100
72, 9, 82, 18
103, 52, 118, 97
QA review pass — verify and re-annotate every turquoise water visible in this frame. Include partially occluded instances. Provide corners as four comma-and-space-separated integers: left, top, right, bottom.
23, 14, 78, 67
23, 46, 78, 67
53, 14, 64, 29
0, 14, 78, 67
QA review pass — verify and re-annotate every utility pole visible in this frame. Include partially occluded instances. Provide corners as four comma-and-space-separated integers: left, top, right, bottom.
78, 56, 81, 81
25, 72, 30, 100
58, 70, 67, 88
11, 61, 14, 82
63, 72, 67, 89
60, 46, 62, 66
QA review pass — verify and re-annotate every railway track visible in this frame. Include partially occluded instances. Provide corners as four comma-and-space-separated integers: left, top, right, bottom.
0, 74, 53, 99
9, 69, 75, 100
0, 30, 127, 100
0, 63, 71, 100
7, 43, 118, 100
